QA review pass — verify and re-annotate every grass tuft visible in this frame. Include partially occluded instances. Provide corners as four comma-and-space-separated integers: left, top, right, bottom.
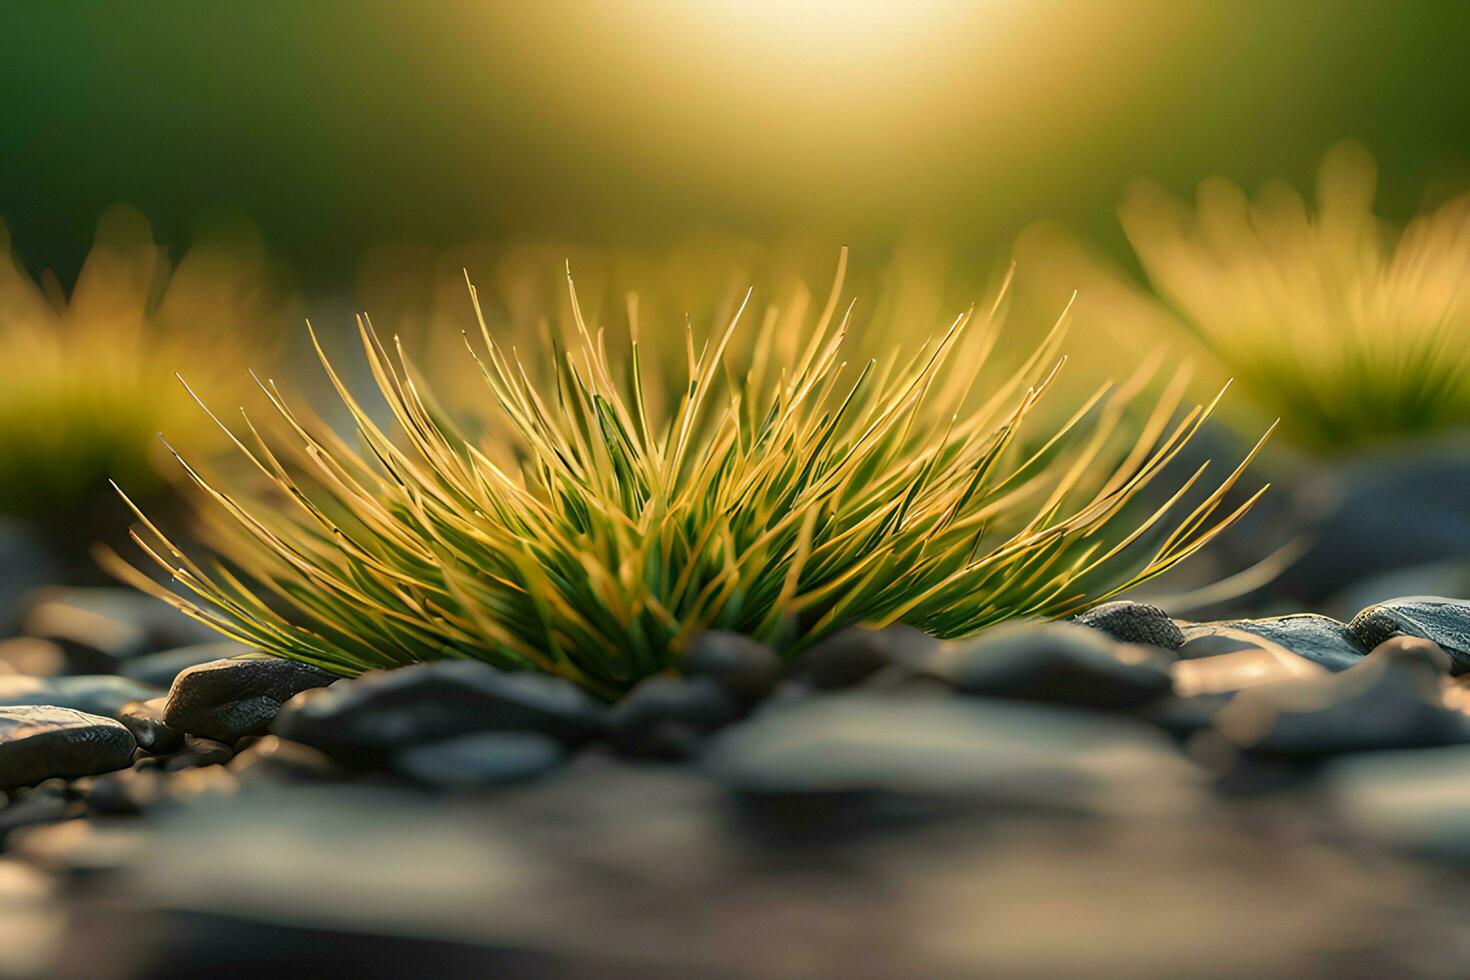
109, 253, 1267, 697
1120, 142, 1470, 453
0, 206, 288, 527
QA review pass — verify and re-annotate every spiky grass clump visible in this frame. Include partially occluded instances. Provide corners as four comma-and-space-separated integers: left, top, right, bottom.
0, 207, 287, 527
1120, 142, 1470, 454
113, 256, 1266, 697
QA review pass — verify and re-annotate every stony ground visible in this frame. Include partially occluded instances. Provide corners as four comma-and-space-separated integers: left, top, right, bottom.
5, 587, 1470, 977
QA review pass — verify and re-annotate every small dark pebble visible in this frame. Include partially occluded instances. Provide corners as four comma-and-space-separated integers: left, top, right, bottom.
115, 698, 184, 755
1073, 601, 1186, 651
164, 736, 235, 772
608, 675, 745, 759
785, 625, 935, 690
184, 736, 234, 766
683, 631, 784, 703
921, 622, 1173, 708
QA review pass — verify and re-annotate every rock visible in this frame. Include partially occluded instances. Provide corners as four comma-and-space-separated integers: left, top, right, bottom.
228, 736, 339, 784
114, 698, 184, 755
271, 660, 606, 765
920, 622, 1173, 708
1213, 645, 1470, 757
390, 731, 566, 789
164, 655, 338, 742
0, 707, 136, 788
1180, 615, 1365, 672
0, 674, 163, 718
0, 783, 68, 835
607, 675, 744, 759
121, 641, 253, 688
704, 692, 1203, 815
785, 625, 935, 690
162, 736, 234, 771
85, 768, 165, 815
0, 638, 67, 677
1073, 601, 1185, 650
682, 631, 783, 703
1349, 596, 1470, 673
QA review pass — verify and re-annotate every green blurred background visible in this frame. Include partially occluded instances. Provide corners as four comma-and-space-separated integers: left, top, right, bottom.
5, 0, 1470, 295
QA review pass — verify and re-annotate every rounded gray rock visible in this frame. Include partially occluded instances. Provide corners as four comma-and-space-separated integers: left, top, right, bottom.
0, 706, 136, 788
683, 631, 784, 703
164, 655, 339, 742
1073, 601, 1185, 651
922, 622, 1173, 708
1349, 596, 1470, 674
271, 659, 606, 765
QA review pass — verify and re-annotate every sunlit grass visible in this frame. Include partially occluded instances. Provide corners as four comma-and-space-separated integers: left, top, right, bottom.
111, 253, 1267, 697
0, 206, 289, 527
1050, 142, 1470, 455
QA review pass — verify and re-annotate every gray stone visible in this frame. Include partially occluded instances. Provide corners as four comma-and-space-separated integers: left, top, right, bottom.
1349, 596, 1470, 674
682, 631, 784, 703
1073, 601, 1185, 650
0, 784, 68, 834
391, 731, 566, 789
608, 675, 744, 759
272, 660, 606, 765
921, 622, 1173, 708
121, 641, 253, 688
163, 736, 234, 771
0, 675, 162, 718
704, 692, 1203, 814
84, 768, 165, 815
0, 706, 135, 788
785, 625, 936, 689
1180, 615, 1365, 672
164, 656, 338, 742
1213, 645, 1470, 756
114, 698, 184, 754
